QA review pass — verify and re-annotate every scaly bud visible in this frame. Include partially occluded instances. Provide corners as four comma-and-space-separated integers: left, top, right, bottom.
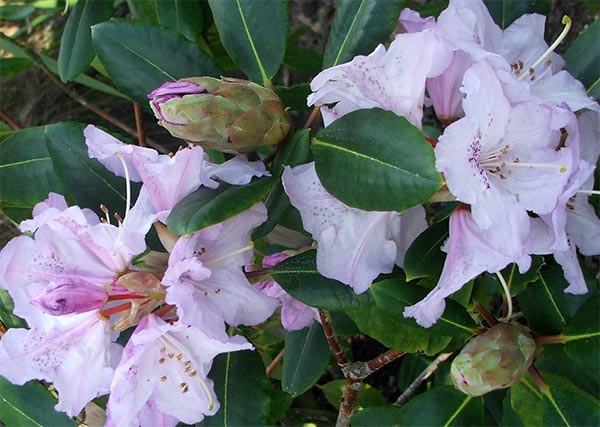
450, 323, 536, 396
148, 77, 292, 154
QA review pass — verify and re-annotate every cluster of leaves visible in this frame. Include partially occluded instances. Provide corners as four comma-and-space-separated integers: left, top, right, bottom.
0, 0, 599, 426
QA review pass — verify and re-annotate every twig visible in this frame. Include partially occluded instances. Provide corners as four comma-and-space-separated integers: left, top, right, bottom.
0, 109, 22, 130
475, 304, 499, 328
527, 364, 549, 392
266, 348, 285, 377
133, 102, 146, 147
337, 377, 362, 427
303, 106, 321, 129
534, 335, 567, 345
396, 352, 453, 405
318, 309, 348, 371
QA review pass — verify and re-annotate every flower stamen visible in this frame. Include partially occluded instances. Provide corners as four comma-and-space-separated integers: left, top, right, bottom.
203, 242, 255, 266
114, 152, 132, 221
496, 272, 513, 323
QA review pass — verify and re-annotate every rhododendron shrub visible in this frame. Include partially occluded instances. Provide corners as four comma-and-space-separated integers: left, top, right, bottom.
0, 0, 598, 425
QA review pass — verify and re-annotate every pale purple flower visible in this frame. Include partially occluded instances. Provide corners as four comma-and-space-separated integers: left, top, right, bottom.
282, 162, 427, 294
249, 252, 319, 331
163, 203, 278, 339
404, 206, 529, 327
308, 27, 452, 128
106, 314, 252, 427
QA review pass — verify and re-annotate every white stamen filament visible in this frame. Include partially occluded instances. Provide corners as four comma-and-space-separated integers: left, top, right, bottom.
496, 272, 513, 323
485, 161, 567, 173
577, 189, 600, 196
203, 242, 255, 266
114, 153, 131, 221
518, 15, 572, 81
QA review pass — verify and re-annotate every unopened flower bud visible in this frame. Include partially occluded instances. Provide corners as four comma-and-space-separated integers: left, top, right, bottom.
148, 77, 292, 154
450, 323, 536, 396
31, 281, 108, 316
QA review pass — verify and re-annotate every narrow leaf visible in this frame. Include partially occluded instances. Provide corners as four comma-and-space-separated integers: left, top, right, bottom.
283, 45, 322, 76
323, 0, 403, 68
270, 250, 372, 311
275, 83, 312, 111
204, 350, 269, 427
58, 0, 113, 82
0, 57, 33, 78
128, 0, 207, 41
403, 219, 449, 281
483, 0, 550, 29
208, 0, 287, 84
313, 108, 443, 212
562, 296, 600, 378
0, 289, 27, 329
282, 322, 331, 396
92, 19, 221, 105
565, 20, 600, 99
0, 378, 75, 427
167, 178, 274, 236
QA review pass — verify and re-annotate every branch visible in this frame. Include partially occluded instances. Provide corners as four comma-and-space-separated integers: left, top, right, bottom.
318, 309, 348, 371
133, 102, 146, 147
475, 304, 499, 328
396, 352, 453, 405
0, 109, 22, 130
303, 106, 321, 129
266, 348, 285, 377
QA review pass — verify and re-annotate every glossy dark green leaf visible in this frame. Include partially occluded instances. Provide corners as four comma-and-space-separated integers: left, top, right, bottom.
0, 5, 35, 20
313, 109, 443, 212
404, 219, 448, 281
283, 45, 322, 76
208, 0, 287, 84
320, 379, 386, 410
127, 0, 206, 41
92, 19, 221, 105
270, 250, 372, 311
58, 0, 113, 82
369, 279, 478, 339
0, 127, 66, 223
504, 379, 543, 427
565, 20, 600, 99
403, 1, 448, 18
275, 83, 312, 111
0, 377, 76, 427
352, 387, 484, 426
562, 296, 600, 378
541, 372, 600, 427
44, 122, 139, 220
204, 350, 269, 427
0, 57, 33, 78
347, 302, 451, 355
167, 178, 274, 235
323, 0, 403, 67
266, 387, 294, 425
253, 130, 311, 239
517, 260, 598, 335
0, 289, 27, 329
282, 322, 331, 396
483, 0, 550, 29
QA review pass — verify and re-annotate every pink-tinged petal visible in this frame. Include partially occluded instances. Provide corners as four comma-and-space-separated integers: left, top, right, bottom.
282, 163, 425, 293
404, 208, 524, 327
567, 190, 600, 256
397, 8, 436, 33
31, 280, 108, 315
0, 313, 117, 417
531, 71, 600, 113
164, 204, 278, 333
205, 155, 271, 186
554, 245, 587, 294
427, 50, 472, 119
20, 193, 99, 233
308, 30, 452, 128
106, 314, 252, 426
148, 81, 206, 99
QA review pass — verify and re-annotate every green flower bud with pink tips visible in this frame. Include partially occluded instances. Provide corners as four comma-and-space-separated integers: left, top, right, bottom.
148, 77, 292, 154
450, 323, 536, 396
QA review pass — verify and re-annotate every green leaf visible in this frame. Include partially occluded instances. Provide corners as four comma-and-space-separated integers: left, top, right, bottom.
0, 378, 76, 427
351, 387, 484, 426
266, 386, 294, 425
283, 45, 322, 76
58, 0, 113, 82
252, 130, 311, 239
404, 219, 448, 281
204, 350, 269, 427
44, 122, 140, 220
369, 279, 478, 339
0, 289, 27, 329
208, 0, 287, 84
270, 250, 372, 311
0, 126, 66, 223
346, 302, 452, 355
541, 372, 600, 427
0, 5, 35, 20
565, 20, 600, 99
323, 0, 403, 68
0, 57, 33, 78
275, 83, 312, 111
282, 322, 331, 396
403, 1, 448, 18
92, 19, 221, 105
320, 379, 386, 410
483, 0, 550, 29
167, 177, 274, 235
312, 109, 443, 212
562, 296, 600, 379
517, 260, 598, 334
127, 0, 207, 41
506, 379, 544, 427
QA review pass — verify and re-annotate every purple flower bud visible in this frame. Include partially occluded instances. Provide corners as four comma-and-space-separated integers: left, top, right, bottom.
31, 281, 108, 316
148, 81, 207, 124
